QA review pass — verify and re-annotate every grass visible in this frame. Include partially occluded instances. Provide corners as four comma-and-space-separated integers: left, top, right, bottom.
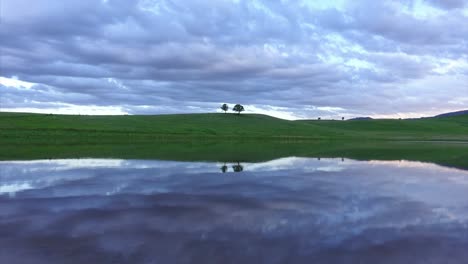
1, 112, 468, 143
1, 112, 468, 169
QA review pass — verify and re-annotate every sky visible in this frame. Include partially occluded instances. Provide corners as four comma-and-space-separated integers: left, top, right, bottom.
1, 0, 467, 120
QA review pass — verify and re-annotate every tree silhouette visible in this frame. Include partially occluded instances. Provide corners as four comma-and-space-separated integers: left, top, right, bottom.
221, 164, 228, 173
221, 104, 229, 113
233, 104, 245, 115
232, 162, 244, 172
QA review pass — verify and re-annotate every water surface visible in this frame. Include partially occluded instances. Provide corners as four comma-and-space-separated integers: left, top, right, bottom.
1, 157, 468, 263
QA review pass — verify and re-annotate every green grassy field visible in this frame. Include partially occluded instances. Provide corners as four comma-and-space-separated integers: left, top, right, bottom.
1, 112, 468, 168
1, 112, 468, 143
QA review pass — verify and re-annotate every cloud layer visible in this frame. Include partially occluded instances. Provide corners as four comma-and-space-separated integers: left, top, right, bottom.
1, 0, 467, 119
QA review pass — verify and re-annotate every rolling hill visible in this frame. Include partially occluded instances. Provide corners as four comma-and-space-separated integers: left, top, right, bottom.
1, 111, 468, 143
435, 110, 468, 118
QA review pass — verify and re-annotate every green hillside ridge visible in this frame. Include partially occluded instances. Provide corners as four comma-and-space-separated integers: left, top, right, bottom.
1, 112, 468, 143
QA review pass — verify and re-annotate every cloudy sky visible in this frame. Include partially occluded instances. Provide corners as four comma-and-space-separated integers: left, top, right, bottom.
1, 0, 467, 119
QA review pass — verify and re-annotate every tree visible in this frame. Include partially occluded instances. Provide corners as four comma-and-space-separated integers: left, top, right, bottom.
220, 104, 229, 113
342, 117, 345, 121
232, 162, 244, 172
221, 164, 228, 173
233, 104, 244, 115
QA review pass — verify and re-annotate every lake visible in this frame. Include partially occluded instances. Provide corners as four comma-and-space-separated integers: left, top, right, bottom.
1, 155, 468, 263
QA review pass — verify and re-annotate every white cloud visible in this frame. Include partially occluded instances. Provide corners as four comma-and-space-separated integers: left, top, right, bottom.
0, 77, 35, 89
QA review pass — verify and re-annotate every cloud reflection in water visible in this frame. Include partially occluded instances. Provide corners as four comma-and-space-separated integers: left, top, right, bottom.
1, 158, 468, 263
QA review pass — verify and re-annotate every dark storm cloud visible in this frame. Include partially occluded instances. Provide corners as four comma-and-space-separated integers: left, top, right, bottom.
1, 0, 467, 118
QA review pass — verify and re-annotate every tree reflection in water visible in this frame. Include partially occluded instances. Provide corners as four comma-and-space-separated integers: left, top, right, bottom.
220, 162, 244, 173
232, 162, 243, 172
220, 163, 228, 173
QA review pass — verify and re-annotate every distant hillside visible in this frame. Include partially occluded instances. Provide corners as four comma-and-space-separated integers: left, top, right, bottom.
435, 110, 468, 118
349, 117, 373, 121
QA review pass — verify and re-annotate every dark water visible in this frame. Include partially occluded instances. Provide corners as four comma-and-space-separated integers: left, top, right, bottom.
1, 158, 468, 263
